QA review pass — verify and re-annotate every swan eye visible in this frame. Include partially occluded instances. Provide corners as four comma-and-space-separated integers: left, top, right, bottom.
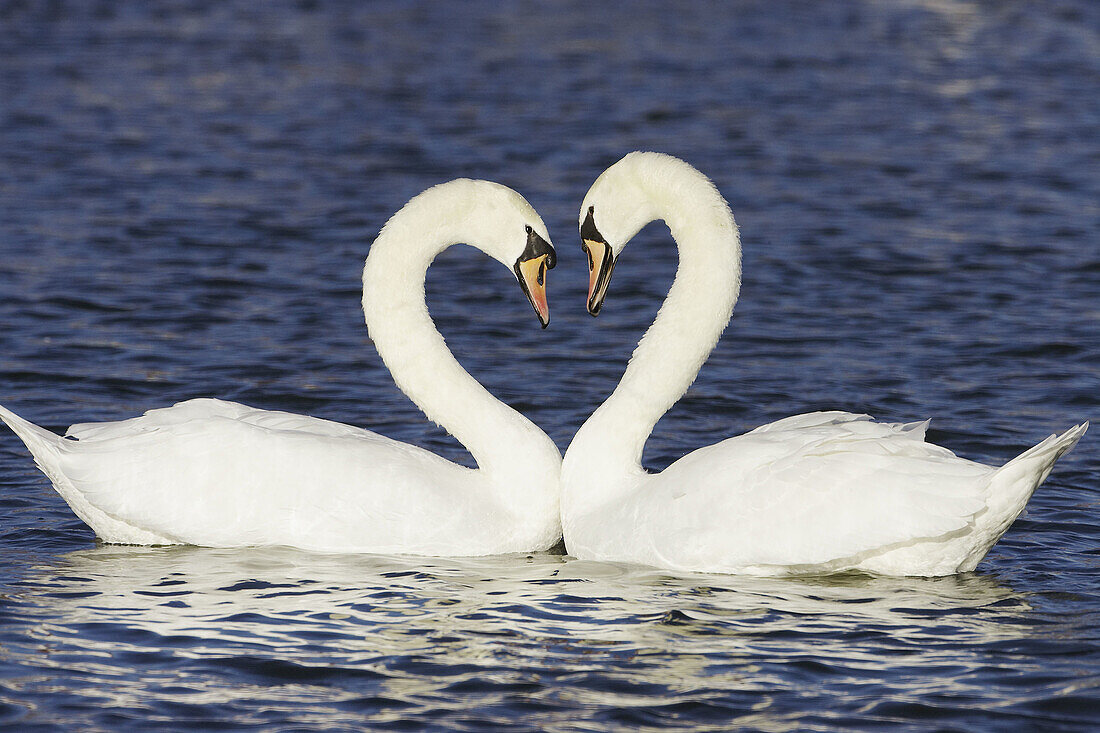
525, 225, 533, 234
588, 206, 594, 215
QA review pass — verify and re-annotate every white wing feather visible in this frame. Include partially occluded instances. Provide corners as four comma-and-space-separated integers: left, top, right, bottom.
632, 412, 995, 569
37, 399, 507, 553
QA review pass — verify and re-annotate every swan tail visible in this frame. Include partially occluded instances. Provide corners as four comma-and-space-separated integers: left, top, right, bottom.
974, 422, 1089, 553
0, 402, 175, 545
0, 402, 64, 467
0, 401, 71, 509
997, 422, 1087, 489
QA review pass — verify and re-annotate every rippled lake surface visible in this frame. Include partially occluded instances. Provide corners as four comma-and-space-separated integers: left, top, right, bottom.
1, 1, 1098, 729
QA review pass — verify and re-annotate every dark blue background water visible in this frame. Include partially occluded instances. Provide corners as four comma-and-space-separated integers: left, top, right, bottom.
1, 1, 1098, 729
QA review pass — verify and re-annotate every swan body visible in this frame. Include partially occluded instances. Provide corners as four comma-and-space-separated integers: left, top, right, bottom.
562, 152, 1086, 576
1, 179, 562, 555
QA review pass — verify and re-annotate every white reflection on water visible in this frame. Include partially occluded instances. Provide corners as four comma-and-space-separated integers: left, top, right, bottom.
2, 544, 1040, 726
21, 545, 1030, 635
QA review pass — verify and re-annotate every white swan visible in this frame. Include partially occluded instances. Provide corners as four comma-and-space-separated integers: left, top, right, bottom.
562, 152, 1087, 576
0, 179, 562, 555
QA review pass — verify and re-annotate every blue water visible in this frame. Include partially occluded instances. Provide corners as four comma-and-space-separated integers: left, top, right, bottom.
1, 1, 1098, 729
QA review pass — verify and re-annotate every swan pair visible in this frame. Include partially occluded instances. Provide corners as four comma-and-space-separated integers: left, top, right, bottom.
0, 153, 1086, 576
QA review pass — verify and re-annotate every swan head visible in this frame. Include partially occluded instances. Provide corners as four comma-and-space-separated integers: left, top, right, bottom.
453, 180, 556, 328
390, 178, 557, 328
578, 153, 662, 315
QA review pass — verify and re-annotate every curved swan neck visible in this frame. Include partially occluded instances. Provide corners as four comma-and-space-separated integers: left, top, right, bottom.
361, 188, 557, 480
567, 159, 741, 483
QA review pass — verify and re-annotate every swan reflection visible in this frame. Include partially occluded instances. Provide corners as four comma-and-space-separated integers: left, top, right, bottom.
0, 545, 1048, 726
18, 545, 1033, 652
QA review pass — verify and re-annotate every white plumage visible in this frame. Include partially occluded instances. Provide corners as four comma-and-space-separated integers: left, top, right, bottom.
1, 179, 562, 555
562, 152, 1086, 576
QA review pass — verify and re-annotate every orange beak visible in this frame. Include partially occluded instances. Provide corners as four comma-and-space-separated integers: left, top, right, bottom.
516, 254, 552, 328
582, 237, 615, 316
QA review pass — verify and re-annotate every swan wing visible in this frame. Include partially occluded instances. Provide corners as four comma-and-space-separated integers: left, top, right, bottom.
645, 412, 994, 569
65, 398, 371, 441
55, 399, 471, 550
